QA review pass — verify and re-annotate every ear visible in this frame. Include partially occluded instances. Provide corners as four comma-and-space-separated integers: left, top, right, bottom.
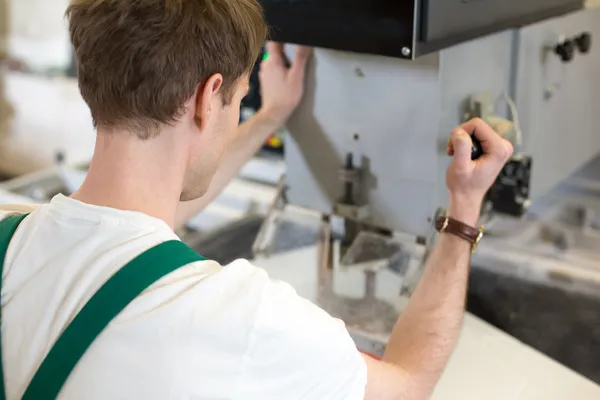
195, 73, 224, 131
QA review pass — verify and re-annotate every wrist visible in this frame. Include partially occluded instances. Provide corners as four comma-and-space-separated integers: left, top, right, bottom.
447, 196, 482, 227
255, 107, 287, 132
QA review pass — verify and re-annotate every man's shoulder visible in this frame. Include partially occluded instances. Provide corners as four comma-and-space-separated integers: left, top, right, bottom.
122, 257, 274, 328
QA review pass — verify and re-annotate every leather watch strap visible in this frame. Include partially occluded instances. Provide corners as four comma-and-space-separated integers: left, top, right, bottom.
435, 216, 484, 253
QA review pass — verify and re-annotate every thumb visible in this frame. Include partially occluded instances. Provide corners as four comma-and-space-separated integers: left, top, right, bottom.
449, 129, 474, 171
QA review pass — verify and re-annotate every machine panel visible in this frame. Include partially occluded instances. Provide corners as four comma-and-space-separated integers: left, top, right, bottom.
284, 31, 515, 237
515, 8, 600, 199
423, 0, 582, 42
284, 51, 441, 237
260, 0, 583, 58
279, 6, 600, 237
261, 0, 416, 59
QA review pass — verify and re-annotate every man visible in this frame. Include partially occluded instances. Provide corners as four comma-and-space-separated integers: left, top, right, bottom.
0, 0, 513, 399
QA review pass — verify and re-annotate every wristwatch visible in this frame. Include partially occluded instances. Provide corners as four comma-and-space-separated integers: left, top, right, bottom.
434, 216, 484, 253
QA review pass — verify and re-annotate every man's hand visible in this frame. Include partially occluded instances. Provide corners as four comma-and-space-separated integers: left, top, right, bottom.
446, 118, 514, 225
258, 42, 312, 128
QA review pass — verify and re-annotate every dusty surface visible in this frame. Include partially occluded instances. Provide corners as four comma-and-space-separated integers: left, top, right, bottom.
468, 267, 600, 384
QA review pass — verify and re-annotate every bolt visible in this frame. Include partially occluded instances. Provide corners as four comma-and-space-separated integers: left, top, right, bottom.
345, 153, 354, 170
344, 153, 355, 205
401, 47, 411, 57
354, 67, 365, 77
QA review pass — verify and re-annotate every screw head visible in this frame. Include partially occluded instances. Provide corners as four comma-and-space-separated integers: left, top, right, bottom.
401, 47, 412, 57
354, 67, 365, 77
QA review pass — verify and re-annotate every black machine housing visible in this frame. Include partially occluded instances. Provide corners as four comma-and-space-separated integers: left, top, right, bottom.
260, 0, 583, 59
487, 155, 533, 217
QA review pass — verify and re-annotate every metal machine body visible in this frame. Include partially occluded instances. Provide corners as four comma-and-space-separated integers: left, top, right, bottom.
282, 7, 600, 237
515, 9, 600, 199
284, 32, 514, 237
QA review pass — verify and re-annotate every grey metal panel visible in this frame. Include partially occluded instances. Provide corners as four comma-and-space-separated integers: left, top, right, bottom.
515, 8, 600, 200
285, 31, 515, 236
285, 50, 442, 237
435, 31, 516, 207
424, 0, 582, 42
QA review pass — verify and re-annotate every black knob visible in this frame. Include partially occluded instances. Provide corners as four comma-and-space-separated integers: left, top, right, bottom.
471, 135, 483, 160
555, 39, 575, 63
575, 32, 592, 54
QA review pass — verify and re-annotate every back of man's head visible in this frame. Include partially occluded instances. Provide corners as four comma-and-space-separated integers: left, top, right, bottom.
66, 0, 266, 139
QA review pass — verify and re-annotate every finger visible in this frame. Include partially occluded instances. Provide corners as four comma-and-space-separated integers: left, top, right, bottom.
295, 46, 313, 64
458, 118, 498, 143
460, 118, 515, 163
266, 41, 286, 65
289, 46, 313, 83
459, 118, 501, 153
449, 128, 473, 171
499, 137, 515, 162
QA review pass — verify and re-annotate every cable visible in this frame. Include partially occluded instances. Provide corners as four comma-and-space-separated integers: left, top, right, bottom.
503, 92, 523, 149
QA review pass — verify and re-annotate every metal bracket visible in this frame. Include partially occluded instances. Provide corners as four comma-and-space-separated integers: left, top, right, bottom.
338, 167, 361, 184
333, 202, 370, 221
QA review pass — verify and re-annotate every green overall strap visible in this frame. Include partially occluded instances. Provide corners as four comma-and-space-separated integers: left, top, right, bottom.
16, 238, 205, 400
0, 214, 30, 400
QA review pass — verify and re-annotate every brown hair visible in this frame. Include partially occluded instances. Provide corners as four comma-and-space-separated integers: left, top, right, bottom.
66, 0, 266, 138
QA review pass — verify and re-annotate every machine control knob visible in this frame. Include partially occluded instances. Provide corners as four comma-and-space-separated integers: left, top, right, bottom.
471, 135, 483, 160
554, 39, 575, 63
575, 32, 592, 54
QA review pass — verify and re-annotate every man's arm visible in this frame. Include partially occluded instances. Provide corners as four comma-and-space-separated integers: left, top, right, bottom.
363, 119, 514, 400
362, 216, 475, 400
175, 43, 312, 229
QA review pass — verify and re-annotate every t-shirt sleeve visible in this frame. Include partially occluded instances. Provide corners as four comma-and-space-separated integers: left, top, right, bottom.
239, 278, 367, 400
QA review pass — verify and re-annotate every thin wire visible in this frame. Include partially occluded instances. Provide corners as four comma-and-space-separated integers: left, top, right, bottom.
504, 92, 523, 148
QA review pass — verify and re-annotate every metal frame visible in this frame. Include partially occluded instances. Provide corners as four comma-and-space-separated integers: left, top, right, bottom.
415, 2, 583, 57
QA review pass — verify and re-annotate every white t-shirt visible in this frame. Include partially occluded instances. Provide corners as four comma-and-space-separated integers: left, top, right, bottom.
0, 195, 367, 399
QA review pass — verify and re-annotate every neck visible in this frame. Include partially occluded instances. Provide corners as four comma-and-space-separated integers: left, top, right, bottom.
72, 128, 188, 229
